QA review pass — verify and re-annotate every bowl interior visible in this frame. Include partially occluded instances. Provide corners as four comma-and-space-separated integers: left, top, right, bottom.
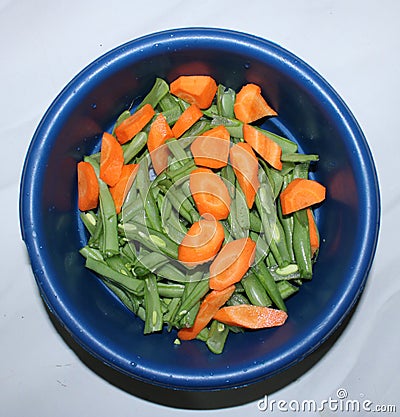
20, 28, 380, 390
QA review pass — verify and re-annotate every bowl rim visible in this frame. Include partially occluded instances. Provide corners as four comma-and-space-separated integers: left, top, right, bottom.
19, 27, 381, 390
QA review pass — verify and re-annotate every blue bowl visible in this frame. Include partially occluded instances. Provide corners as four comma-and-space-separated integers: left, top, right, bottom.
19, 28, 380, 390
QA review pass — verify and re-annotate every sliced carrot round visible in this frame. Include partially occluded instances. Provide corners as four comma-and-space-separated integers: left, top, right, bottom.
77, 161, 99, 211
147, 114, 174, 175
170, 75, 217, 109
178, 217, 225, 266
115, 103, 155, 144
190, 125, 230, 169
213, 305, 288, 329
234, 83, 277, 123
99, 132, 124, 187
280, 178, 326, 215
229, 142, 260, 208
109, 164, 139, 214
209, 237, 256, 291
189, 167, 231, 220
177, 285, 235, 341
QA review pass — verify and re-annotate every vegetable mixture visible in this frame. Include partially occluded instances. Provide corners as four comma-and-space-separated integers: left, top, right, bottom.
77, 75, 326, 354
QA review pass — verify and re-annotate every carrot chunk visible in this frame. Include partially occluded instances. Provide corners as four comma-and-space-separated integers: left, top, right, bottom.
234, 83, 277, 123
172, 104, 203, 138
99, 132, 124, 187
243, 124, 282, 170
177, 285, 235, 341
115, 103, 155, 144
229, 142, 260, 208
209, 237, 256, 291
77, 161, 99, 211
109, 163, 139, 214
190, 125, 231, 169
189, 167, 231, 220
280, 178, 326, 215
147, 113, 174, 175
178, 217, 225, 266
213, 305, 288, 329
170, 75, 217, 109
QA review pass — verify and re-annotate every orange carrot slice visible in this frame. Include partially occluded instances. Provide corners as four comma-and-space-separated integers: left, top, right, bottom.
306, 208, 320, 257
147, 113, 174, 175
177, 285, 236, 341
170, 75, 217, 109
99, 132, 124, 187
172, 104, 203, 138
213, 305, 288, 329
229, 142, 260, 208
77, 161, 99, 211
178, 217, 225, 266
234, 83, 277, 123
109, 163, 139, 214
243, 124, 282, 170
189, 167, 231, 220
280, 178, 326, 215
190, 125, 231, 169
209, 237, 256, 291
114, 103, 155, 144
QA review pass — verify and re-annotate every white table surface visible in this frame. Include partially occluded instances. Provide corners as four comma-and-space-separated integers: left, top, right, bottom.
1, 1, 399, 416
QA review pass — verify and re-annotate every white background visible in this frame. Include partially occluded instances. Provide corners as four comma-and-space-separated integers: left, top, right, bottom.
1, 1, 399, 416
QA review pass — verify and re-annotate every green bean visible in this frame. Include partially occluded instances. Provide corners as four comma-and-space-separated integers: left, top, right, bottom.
206, 320, 230, 355
165, 159, 196, 182
106, 254, 134, 277
166, 138, 189, 164
85, 257, 144, 294
227, 292, 251, 306
123, 222, 179, 259
162, 107, 182, 126
155, 263, 188, 283
235, 190, 250, 232
79, 245, 104, 261
260, 159, 283, 201
210, 115, 243, 138
277, 197, 295, 263
143, 274, 163, 334
179, 302, 200, 328
85, 157, 119, 256
196, 327, 209, 342
180, 120, 211, 140
175, 277, 209, 319
241, 273, 272, 307
293, 209, 313, 279
254, 259, 287, 312
123, 131, 147, 163
220, 164, 236, 198
281, 153, 319, 163
136, 77, 169, 110
268, 264, 301, 281
159, 93, 180, 112
216, 84, 235, 118
293, 161, 310, 180
157, 282, 185, 298
102, 279, 136, 312
277, 280, 299, 300
272, 218, 292, 267
163, 297, 181, 330
249, 211, 262, 233
136, 251, 169, 272
80, 211, 98, 236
